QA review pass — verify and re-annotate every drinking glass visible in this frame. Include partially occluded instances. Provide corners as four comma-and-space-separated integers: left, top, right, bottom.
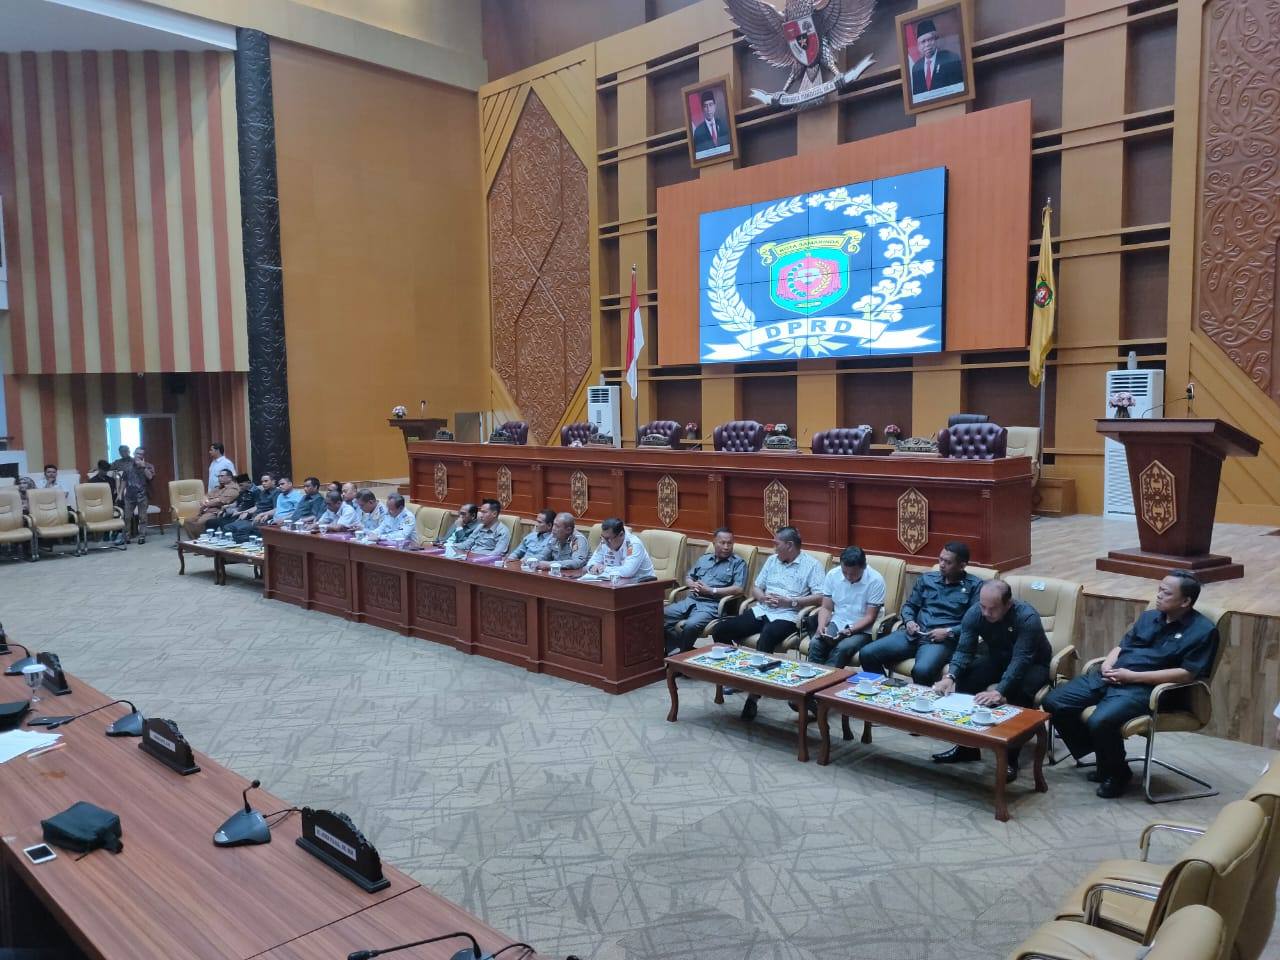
22, 663, 45, 703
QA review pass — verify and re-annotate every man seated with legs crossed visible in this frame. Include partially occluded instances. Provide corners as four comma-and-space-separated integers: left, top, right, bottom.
1045, 571, 1218, 799
710, 526, 824, 721
663, 528, 747, 655
804, 546, 884, 668
931, 579, 1052, 782
857, 541, 982, 685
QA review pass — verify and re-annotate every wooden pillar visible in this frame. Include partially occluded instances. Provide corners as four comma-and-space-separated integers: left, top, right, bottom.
701, 374, 739, 441
797, 361, 838, 450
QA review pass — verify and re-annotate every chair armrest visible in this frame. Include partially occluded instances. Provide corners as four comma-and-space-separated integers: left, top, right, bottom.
1150, 679, 1212, 725
1082, 880, 1160, 928
667, 585, 690, 604
1149, 679, 1204, 711
876, 612, 902, 639
1138, 821, 1206, 862
67, 507, 82, 524
1049, 645, 1077, 682
112, 505, 124, 519
717, 593, 744, 618
1082, 656, 1105, 675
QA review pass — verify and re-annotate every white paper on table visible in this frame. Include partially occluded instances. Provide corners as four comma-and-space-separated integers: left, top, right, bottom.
0, 730, 61, 763
931, 693, 977, 713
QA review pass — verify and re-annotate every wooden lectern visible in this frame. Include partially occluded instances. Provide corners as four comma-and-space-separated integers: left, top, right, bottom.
1095, 418, 1260, 583
387, 418, 447, 447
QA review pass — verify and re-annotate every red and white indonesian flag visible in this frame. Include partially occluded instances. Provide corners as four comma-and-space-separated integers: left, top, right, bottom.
624, 266, 644, 400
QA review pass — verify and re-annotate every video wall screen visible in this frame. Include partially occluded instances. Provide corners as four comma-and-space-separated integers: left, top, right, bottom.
697, 166, 946, 364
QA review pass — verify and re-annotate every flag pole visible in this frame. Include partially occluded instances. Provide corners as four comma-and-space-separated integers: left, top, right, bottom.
631, 264, 639, 446
1036, 197, 1052, 443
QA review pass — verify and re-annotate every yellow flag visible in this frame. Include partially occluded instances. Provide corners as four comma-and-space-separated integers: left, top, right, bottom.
1028, 204, 1055, 388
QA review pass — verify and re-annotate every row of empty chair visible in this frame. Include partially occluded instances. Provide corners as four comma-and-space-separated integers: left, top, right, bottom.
0, 484, 128, 558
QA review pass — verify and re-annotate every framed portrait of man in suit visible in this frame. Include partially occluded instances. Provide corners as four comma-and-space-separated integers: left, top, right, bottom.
682, 76, 738, 168
897, 0, 976, 116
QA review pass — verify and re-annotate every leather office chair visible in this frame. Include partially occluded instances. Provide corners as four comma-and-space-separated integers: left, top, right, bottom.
794, 554, 906, 661
0, 488, 34, 560
561, 422, 598, 446
168, 479, 206, 542
1053, 799, 1264, 951
26, 488, 82, 558
937, 422, 1008, 459
1237, 765, 1280, 960
496, 513, 519, 546
811, 427, 872, 456
1076, 603, 1227, 803
637, 528, 688, 584
414, 506, 449, 543
1006, 426, 1042, 484
75, 483, 126, 552
638, 420, 684, 449
499, 421, 529, 445
1010, 903, 1226, 960
948, 413, 989, 426
713, 420, 765, 452
1005, 574, 1081, 702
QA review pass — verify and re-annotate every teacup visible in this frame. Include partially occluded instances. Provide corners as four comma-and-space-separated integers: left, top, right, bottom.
972, 707, 995, 724
913, 695, 932, 711
855, 681, 878, 695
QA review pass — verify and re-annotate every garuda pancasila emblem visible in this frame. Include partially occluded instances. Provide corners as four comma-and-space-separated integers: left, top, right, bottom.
724, 0, 877, 109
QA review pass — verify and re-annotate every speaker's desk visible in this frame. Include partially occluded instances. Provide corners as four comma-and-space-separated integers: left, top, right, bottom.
261, 528, 673, 694
406, 441, 1033, 570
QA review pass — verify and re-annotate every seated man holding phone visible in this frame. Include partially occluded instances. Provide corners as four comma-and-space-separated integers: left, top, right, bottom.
930, 579, 1051, 782
804, 546, 884, 668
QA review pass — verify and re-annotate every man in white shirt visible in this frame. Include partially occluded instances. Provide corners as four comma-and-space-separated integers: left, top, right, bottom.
316, 490, 356, 530
373, 493, 416, 543
352, 489, 387, 533
586, 517, 656, 580
207, 442, 235, 492
710, 526, 825, 719
804, 546, 885, 668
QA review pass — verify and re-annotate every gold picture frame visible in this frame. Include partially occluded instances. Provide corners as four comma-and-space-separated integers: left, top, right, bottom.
681, 75, 739, 169
897, 0, 977, 117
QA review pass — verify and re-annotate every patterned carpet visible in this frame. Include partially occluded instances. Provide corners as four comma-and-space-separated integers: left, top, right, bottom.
5, 542, 1277, 959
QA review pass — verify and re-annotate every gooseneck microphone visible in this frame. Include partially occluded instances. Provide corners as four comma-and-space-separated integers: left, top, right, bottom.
348, 931, 487, 960
212, 779, 300, 847
33, 699, 144, 737
3, 642, 38, 676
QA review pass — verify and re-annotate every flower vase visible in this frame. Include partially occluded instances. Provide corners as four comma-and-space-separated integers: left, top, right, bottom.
1113, 407, 1130, 419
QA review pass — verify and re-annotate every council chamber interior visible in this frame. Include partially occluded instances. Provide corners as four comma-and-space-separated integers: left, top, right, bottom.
0, 1, 1277, 959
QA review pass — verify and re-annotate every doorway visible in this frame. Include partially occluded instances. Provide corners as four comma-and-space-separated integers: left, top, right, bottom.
104, 414, 177, 520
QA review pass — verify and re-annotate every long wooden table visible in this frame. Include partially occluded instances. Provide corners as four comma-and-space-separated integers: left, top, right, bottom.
0, 648, 529, 959
261, 527, 673, 694
406, 440, 1033, 569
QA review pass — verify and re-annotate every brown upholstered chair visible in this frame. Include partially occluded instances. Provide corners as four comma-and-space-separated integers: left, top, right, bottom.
937, 421, 1008, 459
499, 421, 529, 445
812, 427, 872, 455
75, 482, 126, 551
26, 488, 82, 558
413, 505, 449, 544
0, 487, 34, 560
638, 420, 684, 448
560, 422, 598, 446
1053, 799, 1264, 951
713, 420, 765, 452
1009, 904, 1226, 960
169, 479, 206, 541
637, 528, 688, 584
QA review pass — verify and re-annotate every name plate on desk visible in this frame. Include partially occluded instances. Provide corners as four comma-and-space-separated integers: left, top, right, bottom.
139, 717, 201, 775
764, 435, 798, 451
37, 652, 71, 696
296, 808, 389, 892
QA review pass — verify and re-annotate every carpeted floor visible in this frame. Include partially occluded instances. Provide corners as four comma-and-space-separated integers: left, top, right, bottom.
4, 542, 1277, 959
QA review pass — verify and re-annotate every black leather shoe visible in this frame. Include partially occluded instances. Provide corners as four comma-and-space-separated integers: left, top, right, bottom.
1096, 776, 1129, 799
1005, 761, 1019, 783
741, 697, 758, 721
932, 746, 981, 764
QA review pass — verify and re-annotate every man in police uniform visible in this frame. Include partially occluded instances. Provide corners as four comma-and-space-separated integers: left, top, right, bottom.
1045, 571, 1219, 798
856, 541, 983, 684
537, 512, 589, 571
373, 493, 416, 543
511, 509, 555, 561
460, 498, 511, 556
663, 528, 747, 655
443, 503, 479, 545
931, 579, 1052, 781
586, 517, 656, 579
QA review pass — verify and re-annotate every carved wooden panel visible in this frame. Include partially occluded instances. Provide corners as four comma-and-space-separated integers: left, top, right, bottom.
312, 559, 347, 599
897, 488, 929, 554
656, 475, 678, 527
363, 568, 401, 613
546, 608, 603, 662
496, 466, 513, 508
1198, 1, 1280, 403
487, 92, 591, 444
433, 463, 448, 502
621, 611, 656, 667
1138, 460, 1177, 536
275, 551, 303, 589
763, 479, 789, 535
570, 470, 589, 516
414, 578, 456, 626
478, 592, 527, 645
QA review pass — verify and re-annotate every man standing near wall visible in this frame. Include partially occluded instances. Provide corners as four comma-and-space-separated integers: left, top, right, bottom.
113, 445, 155, 544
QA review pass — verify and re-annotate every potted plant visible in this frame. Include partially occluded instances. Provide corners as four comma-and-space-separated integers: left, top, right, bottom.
1108, 392, 1136, 419
884, 423, 902, 443
391, 405, 407, 419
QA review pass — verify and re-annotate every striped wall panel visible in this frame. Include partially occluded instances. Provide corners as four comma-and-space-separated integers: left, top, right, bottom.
3, 371, 248, 482
0, 51, 247, 375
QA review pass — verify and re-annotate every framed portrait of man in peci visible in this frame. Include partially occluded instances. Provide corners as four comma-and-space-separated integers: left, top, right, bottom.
896, 0, 976, 116
682, 76, 738, 168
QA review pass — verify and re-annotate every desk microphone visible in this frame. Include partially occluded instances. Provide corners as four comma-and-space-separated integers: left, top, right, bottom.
1145, 382, 1196, 418
213, 779, 273, 847
348, 931, 489, 960
30, 699, 144, 737
2, 641, 38, 676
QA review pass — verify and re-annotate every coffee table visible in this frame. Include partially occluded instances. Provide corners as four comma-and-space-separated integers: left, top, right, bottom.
177, 539, 265, 585
814, 680, 1049, 821
664, 647, 851, 761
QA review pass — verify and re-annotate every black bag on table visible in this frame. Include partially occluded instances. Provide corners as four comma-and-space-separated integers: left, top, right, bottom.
0, 700, 30, 731
40, 801, 123, 855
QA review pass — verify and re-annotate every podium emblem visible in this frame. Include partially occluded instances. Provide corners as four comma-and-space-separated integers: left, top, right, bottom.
897, 488, 929, 554
496, 466, 513, 509
1138, 460, 1177, 535
570, 471, 589, 517
763, 479, 790, 534
657, 475, 679, 527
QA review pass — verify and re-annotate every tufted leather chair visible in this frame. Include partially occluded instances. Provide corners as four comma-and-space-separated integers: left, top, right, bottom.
713, 420, 765, 452
499, 421, 529, 445
560, 422, 598, 446
812, 427, 872, 456
638, 420, 684, 448
937, 422, 1008, 460
947, 413, 989, 426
